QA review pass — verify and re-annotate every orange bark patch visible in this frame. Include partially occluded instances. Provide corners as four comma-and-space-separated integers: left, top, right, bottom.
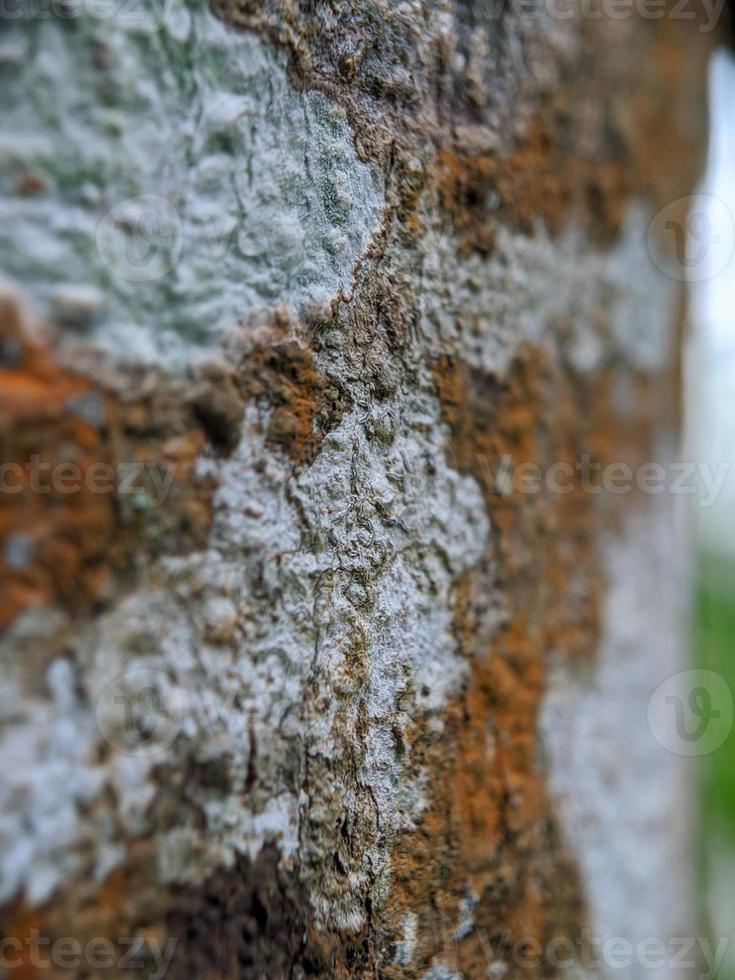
436, 125, 628, 253
236, 332, 351, 468
435, 20, 709, 254
0, 294, 351, 631
0, 292, 214, 631
0, 843, 171, 980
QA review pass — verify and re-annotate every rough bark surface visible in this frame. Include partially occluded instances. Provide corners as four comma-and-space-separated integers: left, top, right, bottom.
0, 2, 713, 977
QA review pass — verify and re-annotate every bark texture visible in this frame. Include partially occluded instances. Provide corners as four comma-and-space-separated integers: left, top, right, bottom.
0, 2, 714, 977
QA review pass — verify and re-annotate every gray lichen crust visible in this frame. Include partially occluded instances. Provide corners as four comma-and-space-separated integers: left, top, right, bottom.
0, 1, 384, 367
419, 206, 679, 376
541, 497, 694, 979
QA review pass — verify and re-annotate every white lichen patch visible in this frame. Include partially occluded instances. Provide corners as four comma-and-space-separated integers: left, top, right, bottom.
0, 1, 384, 368
540, 496, 693, 977
420, 206, 678, 377
0, 650, 107, 905
455, 886, 479, 941
0, 379, 488, 922
421, 962, 463, 980
395, 910, 419, 966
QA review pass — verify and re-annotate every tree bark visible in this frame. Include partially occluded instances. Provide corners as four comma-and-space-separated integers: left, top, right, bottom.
0, 2, 715, 977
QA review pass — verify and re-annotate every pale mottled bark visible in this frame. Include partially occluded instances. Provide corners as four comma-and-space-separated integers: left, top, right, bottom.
0, 2, 714, 977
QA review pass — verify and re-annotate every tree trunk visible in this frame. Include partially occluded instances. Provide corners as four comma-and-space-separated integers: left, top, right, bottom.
0, 2, 715, 977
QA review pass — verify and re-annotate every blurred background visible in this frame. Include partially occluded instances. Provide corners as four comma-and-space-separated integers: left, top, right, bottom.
688, 46, 735, 980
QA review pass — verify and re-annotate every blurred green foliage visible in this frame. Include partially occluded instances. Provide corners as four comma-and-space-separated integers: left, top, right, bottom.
697, 550, 735, 980
698, 551, 735, 834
